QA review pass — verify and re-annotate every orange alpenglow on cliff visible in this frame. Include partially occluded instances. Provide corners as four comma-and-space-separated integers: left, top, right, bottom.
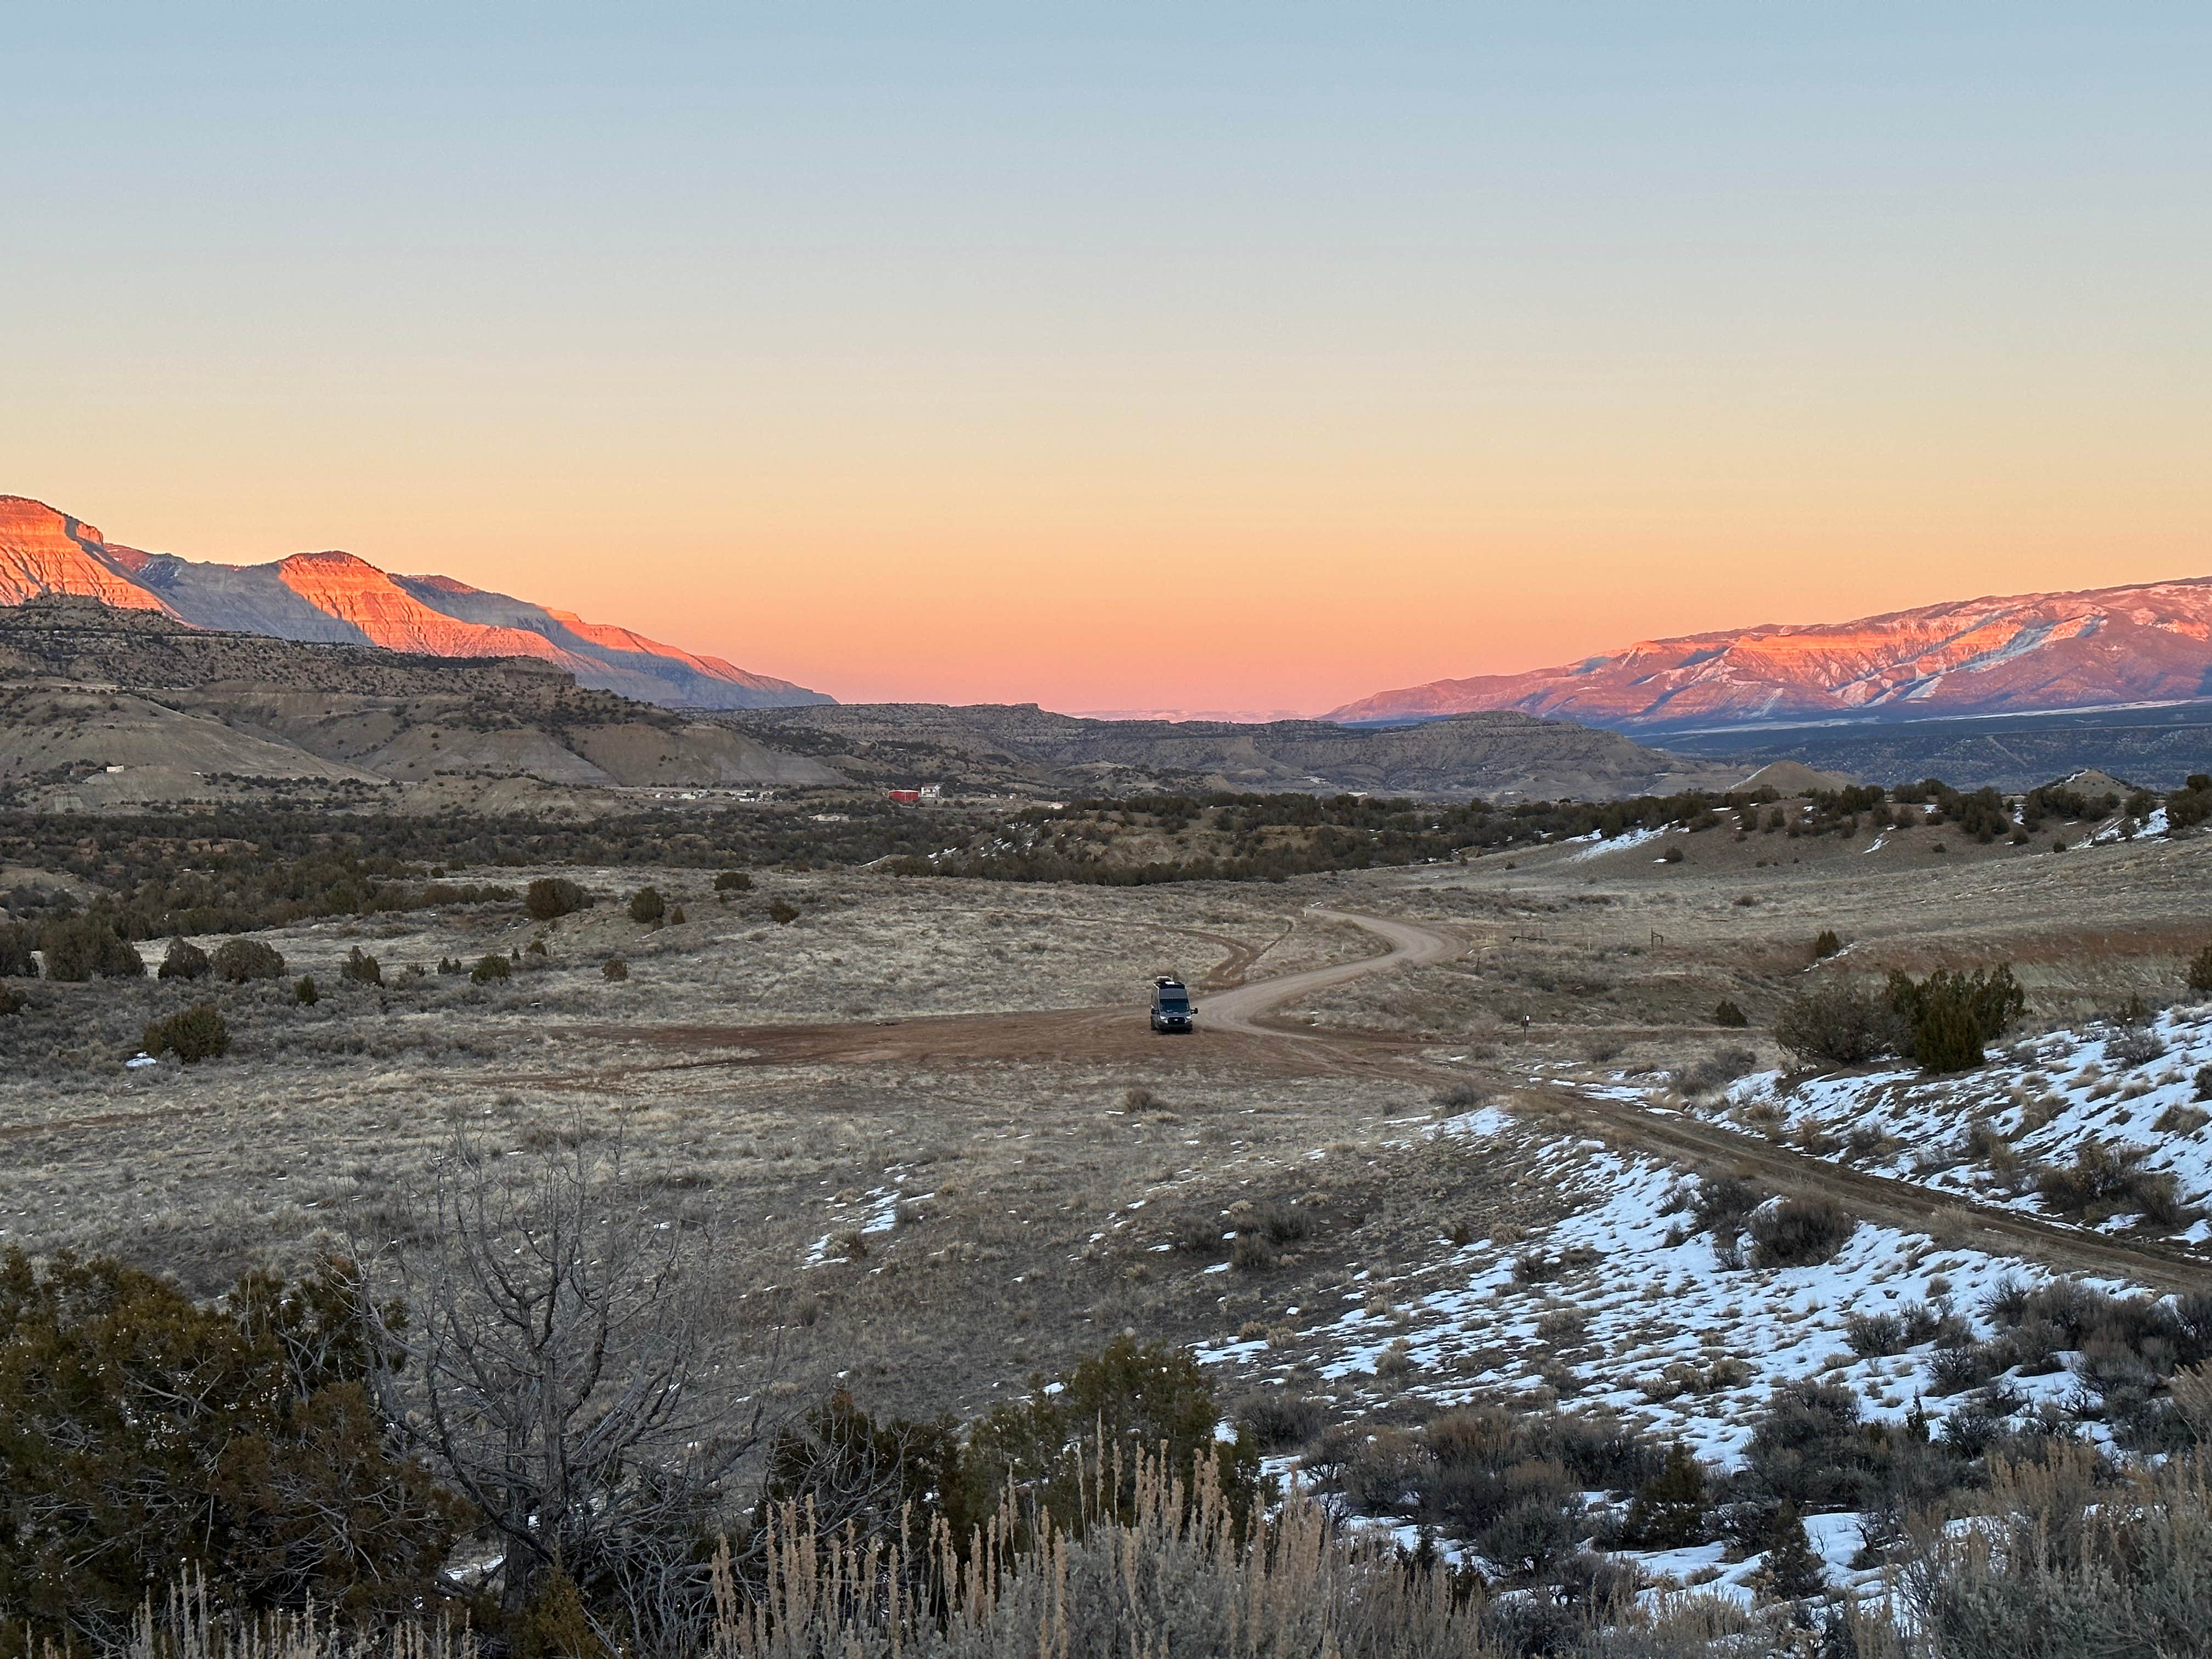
0, 495, 828, 711
1328, 578, 2212, 732
0, 499, 173, 616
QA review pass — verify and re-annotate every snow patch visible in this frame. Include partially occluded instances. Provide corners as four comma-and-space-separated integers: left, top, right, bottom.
1563, 826, 1667, 862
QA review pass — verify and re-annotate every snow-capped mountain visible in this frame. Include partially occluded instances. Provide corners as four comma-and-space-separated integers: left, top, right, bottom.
1330, 578, 2212, 732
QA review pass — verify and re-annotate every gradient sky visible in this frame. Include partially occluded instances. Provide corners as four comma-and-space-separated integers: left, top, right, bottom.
4, 6, 2207, 712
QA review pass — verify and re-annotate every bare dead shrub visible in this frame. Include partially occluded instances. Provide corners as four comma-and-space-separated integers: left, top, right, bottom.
1845, 1312, 1906, 1358
365, 1120, 755, 1621
1773, 985, 1904, 1068
2036, 1141, 2190, 1227
2109, 1027, 2169, 1069
1235, 1390, 1327, 1450
1748, 1197, 1855, 1268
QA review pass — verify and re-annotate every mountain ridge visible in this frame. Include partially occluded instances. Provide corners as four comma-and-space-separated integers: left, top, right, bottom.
0, 592, 844, 811
733, 701, 1744, 800
0, 595, 1750, 808
0, 494, 830, 711
1329, 575, 2212, 732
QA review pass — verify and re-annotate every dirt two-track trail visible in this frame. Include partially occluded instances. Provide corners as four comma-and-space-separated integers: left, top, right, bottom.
571, 908, 2212, 1293
1197, 907, 1458, 1035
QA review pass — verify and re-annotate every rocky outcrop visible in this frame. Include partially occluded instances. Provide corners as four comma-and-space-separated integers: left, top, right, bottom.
0, 594, 847, 798
0, 591, 575, 702
1330, 577, 2212, 732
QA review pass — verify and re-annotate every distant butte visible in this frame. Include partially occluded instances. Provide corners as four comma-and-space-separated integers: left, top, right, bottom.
0, 494, 830, 712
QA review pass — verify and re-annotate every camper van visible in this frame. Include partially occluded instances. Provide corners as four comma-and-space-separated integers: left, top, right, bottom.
1149, 976, 1193, 1034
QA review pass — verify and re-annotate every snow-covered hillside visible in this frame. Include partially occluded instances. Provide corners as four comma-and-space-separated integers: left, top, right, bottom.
1197, 1102, 2179, 1598
1204, 1110, 2131, 1462
1698, 1004, 2212, 1242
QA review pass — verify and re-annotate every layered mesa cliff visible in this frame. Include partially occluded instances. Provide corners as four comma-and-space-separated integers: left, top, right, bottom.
0, 495, 828, 710
1330, 578, 2212, 732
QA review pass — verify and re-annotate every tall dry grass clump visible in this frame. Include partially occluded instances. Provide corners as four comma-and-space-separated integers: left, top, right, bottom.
119, 1572, 476, 1659
713, 1444, 1491, 1659
116, 1450, 1496, 1659
1883, 1443, 2212, 1657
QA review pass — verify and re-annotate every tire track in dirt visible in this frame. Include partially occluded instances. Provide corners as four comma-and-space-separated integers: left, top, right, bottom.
0, 1102, 223, 1144
1172, 923, 1292, 990
558, 1007, 1326, 1079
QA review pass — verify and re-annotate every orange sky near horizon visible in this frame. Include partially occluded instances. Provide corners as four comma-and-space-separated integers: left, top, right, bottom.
38, 454, 2207, 713
5, 9, 2207, 712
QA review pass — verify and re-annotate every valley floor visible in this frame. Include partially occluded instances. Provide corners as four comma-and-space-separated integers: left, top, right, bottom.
6, 821, 2212, 1600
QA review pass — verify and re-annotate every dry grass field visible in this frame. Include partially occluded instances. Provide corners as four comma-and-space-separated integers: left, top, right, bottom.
7, 819, 2210, 1439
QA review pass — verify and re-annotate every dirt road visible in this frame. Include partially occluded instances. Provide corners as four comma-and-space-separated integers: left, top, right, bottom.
1519, 1086, 2212, 1294
1199, 907, 1459, 1034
